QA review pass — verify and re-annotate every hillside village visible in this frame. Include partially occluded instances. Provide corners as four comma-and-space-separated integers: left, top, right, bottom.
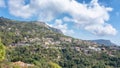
0, 17, 120, 68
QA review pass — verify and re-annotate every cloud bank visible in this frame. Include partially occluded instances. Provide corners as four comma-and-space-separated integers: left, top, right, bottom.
50, 19, 74, 36
7, 0, 117, 36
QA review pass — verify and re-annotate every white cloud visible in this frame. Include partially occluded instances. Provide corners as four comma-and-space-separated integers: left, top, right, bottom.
8, 0, 117, 36
8, 0, 35, 18
0, 0, 5, 7
50, 19, 74, 36
85, 24, 117, 36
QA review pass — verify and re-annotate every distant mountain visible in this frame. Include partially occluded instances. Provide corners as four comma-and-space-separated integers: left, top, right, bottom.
89, 39, 116, 46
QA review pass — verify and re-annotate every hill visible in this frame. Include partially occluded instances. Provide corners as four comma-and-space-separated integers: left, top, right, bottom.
0, 17, 92, 46
0, 17, 120, 68
89, 39, 117, 46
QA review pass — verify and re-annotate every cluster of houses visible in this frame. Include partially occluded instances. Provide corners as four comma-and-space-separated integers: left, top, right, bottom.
9, 35, 120, 57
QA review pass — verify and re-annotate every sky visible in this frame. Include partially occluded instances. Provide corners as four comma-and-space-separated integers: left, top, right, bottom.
0, 0, 120, 45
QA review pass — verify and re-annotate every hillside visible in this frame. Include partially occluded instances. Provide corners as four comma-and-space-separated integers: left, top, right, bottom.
0, 17, 120, 68
0, 17, 95, 47
89, 39, 117, 46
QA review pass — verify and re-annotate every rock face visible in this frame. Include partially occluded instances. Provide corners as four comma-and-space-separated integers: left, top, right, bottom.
35, 21, 63, 34
89, 39, 116, 46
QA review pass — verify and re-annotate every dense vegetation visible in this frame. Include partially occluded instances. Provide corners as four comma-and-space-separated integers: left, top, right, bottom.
0, 17, 120, 68
0, 38, 5, 61
5, 44, 120, 68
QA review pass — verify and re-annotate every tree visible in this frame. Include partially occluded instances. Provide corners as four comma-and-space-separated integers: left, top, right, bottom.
48, 62, 62, 68
92, 61, 106, 68
0, 38, 5, 61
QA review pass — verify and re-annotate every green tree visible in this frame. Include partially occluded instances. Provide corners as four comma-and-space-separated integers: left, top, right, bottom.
0, 38, 5, 61
93, 62, 106, 68
48, 62, 62, 68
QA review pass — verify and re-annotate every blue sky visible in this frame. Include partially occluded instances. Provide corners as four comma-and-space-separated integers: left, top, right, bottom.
0, 0, 120, 45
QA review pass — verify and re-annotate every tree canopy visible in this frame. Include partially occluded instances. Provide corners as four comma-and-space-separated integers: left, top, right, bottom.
0, 38, 5, 61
